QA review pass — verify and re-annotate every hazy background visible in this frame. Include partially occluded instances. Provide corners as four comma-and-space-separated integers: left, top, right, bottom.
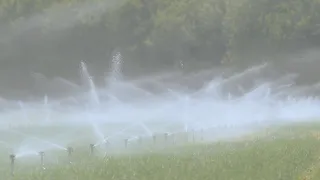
1, 0, 320, 99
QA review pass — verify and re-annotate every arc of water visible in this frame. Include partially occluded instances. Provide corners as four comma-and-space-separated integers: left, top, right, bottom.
84, 109, 106, 143
7, 130, 66, 151
128, 136, 140, 142
289, 81, 320, 96
191, 63, 268, 98
130, 71, 181, 85
15, 151, 38, 158
218, 63, 268, 86
109, 81, 154, 98
94, 122, 142, 146
138, 121, 153, 136
80, 61, 100, 106
240, 83, 272, 100
53, 77, 81, 90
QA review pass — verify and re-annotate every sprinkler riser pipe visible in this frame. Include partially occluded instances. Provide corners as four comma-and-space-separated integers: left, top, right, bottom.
67, 147, 73, 163
39, 152, 45, 168
9, 154, 15, 176
89, 144, 95, 156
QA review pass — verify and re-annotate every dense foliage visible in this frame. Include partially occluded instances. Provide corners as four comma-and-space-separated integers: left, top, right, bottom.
1, 0, 320, 81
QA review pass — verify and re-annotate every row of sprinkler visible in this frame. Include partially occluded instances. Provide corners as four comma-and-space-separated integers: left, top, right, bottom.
123, 131, 203, 147
9, 147, 74, 177
8, 130, 204, 176
87, 131, 203, 157
89, 130, 204, 154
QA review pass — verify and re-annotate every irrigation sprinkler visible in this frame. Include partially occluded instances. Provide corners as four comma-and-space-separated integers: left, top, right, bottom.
89, 144, 95, 156
152, 134, 156, 144
102, 140, 110, 155
9, 154, 15, 176
67, 147, 73, 164
39, 151, 45, 170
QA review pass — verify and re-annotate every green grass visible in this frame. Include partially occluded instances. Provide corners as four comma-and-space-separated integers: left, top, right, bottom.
2, 123, 320, 180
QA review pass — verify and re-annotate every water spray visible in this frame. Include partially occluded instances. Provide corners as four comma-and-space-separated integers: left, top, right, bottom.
67, 147, 73, 163
9, 154, 15, 176
39, 151, 45, 170
89, 144, 95, 156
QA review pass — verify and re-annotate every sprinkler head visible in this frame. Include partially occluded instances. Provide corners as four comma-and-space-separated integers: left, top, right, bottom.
9, 154, 16, 176
9, 154, 15, 161
39, 151, 45, 156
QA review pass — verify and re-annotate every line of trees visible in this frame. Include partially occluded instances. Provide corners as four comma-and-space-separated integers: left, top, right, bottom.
2, 0, 320, 66
0, 0, 320, 94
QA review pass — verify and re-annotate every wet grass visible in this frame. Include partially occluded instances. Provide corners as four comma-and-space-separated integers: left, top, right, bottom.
2, 123, 320, 180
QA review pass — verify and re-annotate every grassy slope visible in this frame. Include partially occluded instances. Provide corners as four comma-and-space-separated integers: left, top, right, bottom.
2, 123, 320, 180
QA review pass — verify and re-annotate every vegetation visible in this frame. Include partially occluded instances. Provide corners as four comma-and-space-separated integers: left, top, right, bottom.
2, 123, 320, 179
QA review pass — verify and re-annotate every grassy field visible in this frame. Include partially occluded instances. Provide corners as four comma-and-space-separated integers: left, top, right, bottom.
2, 123, 320, 180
